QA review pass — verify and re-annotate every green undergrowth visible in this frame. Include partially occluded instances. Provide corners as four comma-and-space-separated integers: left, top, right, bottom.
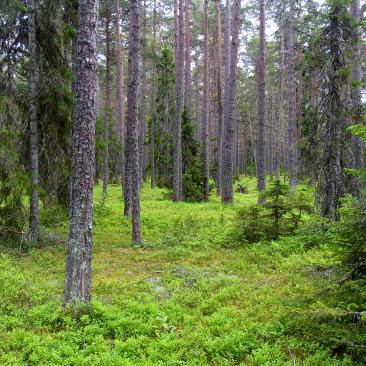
0, 177, 364, 365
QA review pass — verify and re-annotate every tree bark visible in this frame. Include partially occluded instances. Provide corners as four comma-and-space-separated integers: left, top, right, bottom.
350, 0, 363, 172
257, 0, 266, 204
221, 0, 241, 204
215, 0, 223, 195
184, 0, 192, 110
28, 0, 40, 243
102, 8, 111, 196
150, 0, 157, 188
287, 0, 298, 191
115, 0, 126, 197
127, 0, 141, 243
139, 0, 147, 186
202, 0, 209, 200
63, 0, 99, 305
173, 0, 184, 201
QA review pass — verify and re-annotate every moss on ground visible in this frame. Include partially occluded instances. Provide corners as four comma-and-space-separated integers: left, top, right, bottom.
0, 178, 363, 365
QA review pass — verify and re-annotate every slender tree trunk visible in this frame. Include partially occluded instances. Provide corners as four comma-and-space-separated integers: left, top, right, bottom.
220, 0, 231, 196
287, 0, 298, 191
28, 0, 39, 242
115, 0, 125, 196
127, 0, 141, 243
249, 115, 257, 175
63, 0, 99, 305
202, 0, 209, 200
139, 0, 147, 186
215, 0, 223, 195
184, 0, 191, 110
173, 0, 184, 201
256, 0, 266, 204
350, 0, 363, 173
150, 0, 157, 188
102, 9, 111, 196
268, 93, 274, 182
221, 0, 241, 204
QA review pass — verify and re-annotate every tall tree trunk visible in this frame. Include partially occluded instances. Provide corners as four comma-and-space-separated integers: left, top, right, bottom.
257, 0, 266, 204
287, 0, 298, 191
350, 0, 363, 178
28, 0, 39, 242
220, 0, 231, 196
202, 0, 209, 200
184, 0, 191, 110
63, 0, 99, 305
115, 0, 125, 196
139, 0, 147, 186
127, 0, 141, 243
320, 3, 348, 219
150, 0, 157, 188
173, 0, 184, 201
215, 0, 223, 195
221, 0, 241, 204
102, 9, 111, 196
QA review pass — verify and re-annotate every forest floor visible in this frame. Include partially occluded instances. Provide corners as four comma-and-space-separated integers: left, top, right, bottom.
0, 178, 362, 365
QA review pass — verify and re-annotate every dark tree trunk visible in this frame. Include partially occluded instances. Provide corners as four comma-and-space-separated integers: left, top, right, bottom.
221, 0, 241, 204
202, 0, 209, 200
184, 0, 191, 110
215, 0, 223, 195
287, 0, 298, 191
173, 0, 184, 201
139, 0, 147, 186
102, 8, 111, 196
320, 3, 349, 219
257, 0, 266, 204
28, 0, 40, 242
63, 0, 99, 305
127, 0, 141, 243
150, 0, 157, 188
115, 0, 125, 196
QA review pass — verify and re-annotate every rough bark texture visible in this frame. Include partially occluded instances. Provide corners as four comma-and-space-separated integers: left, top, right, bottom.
102, 8, 111, 196
287, 0, 298, 191
127, 0, 141, 243
63, 0, 99, 305
202, 0, 209, 200
184, 0, 191, 110
215, 0, 223, 195
139, 0, 147, 186
173, 0, 184, 201
320, 4, 347, 220
221, 0, 241, 204
350, 0, 363, 172
150, 0, 157, 188
115, 0, 125, 196
257, 0, 266, 204
28, 0, 40, 242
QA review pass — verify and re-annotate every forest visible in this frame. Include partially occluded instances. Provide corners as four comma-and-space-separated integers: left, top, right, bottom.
1, 0, 366, 364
